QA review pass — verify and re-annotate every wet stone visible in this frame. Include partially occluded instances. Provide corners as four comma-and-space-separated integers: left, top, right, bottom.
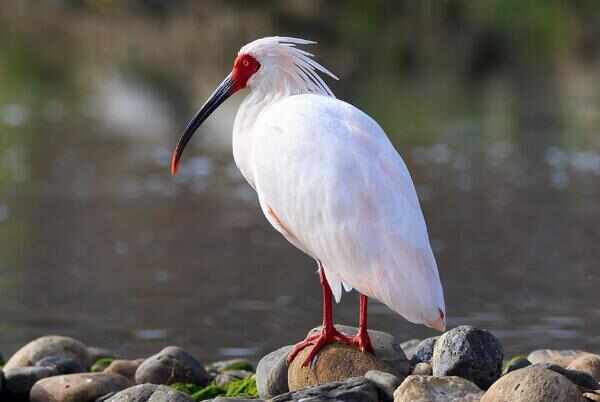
135, 346, 210, 386
399, 339, 421, 360
432, 325, 503, 390
288, 343, 391, 391
272, 376, 378, 402
410, 337, 438, 366
104, 383, 194, 401
394, 375, 483, 402
30, 372, 131, 402
256, 345, 292, 399
567, 353, 600, 382
5, 335, 91, 370
527, 349, 586, 368
364, 369, 402, 402
36, 355, 86, 374
535, 362, 599, 390
412, 362, 433, 375
308, 325, 411, 376
4, 366, 58, 396
481, 365, 586, 402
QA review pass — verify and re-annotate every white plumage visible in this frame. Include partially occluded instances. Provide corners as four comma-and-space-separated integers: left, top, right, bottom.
233, 37, 445, 330
172, 36, 446, 342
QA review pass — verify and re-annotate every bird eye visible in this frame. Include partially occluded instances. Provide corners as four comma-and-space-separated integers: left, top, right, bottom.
242, 59, 250, 67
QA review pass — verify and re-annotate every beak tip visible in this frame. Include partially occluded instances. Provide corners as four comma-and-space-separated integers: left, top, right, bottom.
170, 152, 179, 176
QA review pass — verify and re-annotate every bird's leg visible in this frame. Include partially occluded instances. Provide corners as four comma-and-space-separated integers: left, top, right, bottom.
351, 294, 375, 353
287, 264, 353, 366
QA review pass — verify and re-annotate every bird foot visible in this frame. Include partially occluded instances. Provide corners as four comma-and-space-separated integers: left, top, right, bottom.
351, 328, 374, 354
287, 326, 375, 367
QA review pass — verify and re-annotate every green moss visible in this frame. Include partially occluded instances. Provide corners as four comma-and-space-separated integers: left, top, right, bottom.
502, 355, 531, 375
90, 357, 114, 372
220, 361, 254, 372
224, 375, 258, 397
171, 376, 258, 401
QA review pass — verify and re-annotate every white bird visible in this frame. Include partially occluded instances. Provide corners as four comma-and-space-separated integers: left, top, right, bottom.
171, 36, 446, 366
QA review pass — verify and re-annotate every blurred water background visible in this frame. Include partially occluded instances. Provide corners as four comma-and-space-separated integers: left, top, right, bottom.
1, 0, 600, 362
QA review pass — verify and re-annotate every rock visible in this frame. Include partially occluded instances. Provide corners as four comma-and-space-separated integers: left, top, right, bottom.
432, 325, 503, 389
36, 356, 86, 374
527, 349, 587, 368
135, 346, 209, 386
31, 372, 130, 402
502, 355, 531, 375
104, 383, 194, 401
272, 376, 378, 402
104, 359, 145, 381
4, 366, 58, 396
365, 370, 402, 402
311, 325, 410, 376
412, 362, 433, 375
567, 354, 600, 382
584, 391, 600, 401
207, 359, 254, 373
400, 339, 421, 360
481, 365, 587, 402
393, 375, 483, 402
535, 363, 599, 390
410, 337, 438, 365
5, 335, 91, 370
87, 347, 117, 363
256, 345, 292, 399
288, 343, 392, 391
209, 399, 265, 402
215, 369, 254, 386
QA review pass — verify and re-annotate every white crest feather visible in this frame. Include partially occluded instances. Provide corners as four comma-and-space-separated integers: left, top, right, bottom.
239, 36, 338, 97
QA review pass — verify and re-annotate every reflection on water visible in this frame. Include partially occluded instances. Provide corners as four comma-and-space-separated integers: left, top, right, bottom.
1, 2, 600, 363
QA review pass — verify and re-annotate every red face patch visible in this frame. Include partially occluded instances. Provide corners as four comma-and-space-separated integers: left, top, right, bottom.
231, 54, 260, 92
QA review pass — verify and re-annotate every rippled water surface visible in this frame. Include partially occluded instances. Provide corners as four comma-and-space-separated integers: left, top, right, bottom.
1, 2, 600, 363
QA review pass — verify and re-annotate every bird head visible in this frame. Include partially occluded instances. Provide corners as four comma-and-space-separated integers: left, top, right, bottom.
170, 36, 337, 176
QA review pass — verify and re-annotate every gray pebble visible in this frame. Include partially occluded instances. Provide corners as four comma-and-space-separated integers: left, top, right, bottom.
271, 376, 378, 402
256, 345, 292, 399
432, 325, 503, 389
105, 383, 194, 401
410, 337, 438, 365
399, 339, 421, 360
36, 355, 85, 374
4, 366, 57, 395
364, 370, 402, 402
215, 369, 253, 386
135, 346, 209, 386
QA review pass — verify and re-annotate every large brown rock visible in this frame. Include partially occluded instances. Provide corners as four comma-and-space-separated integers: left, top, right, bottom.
307, 325, 411, 375
5, 336, 91, 370
567, 354, 600, 382
393, 375, 483, 402
30, 372, 130, 402
481, 365, 587, 402
288, 343, 391, 391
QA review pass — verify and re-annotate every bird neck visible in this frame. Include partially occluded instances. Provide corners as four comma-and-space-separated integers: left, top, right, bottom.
232, 88, 287, 188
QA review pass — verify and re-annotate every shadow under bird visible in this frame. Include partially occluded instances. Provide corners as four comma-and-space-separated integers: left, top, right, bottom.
171, 36, 446, 367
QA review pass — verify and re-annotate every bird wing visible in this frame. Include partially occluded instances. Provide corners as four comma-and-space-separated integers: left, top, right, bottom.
250, 94, 445, 327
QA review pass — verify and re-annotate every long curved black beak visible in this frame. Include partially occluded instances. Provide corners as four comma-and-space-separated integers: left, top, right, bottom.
171, 73, 235, 175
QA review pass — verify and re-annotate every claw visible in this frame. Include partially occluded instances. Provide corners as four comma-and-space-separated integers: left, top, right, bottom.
287, 326, 375, 367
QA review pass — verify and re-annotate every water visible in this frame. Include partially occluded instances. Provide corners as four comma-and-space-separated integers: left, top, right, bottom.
1, 2, 600, 364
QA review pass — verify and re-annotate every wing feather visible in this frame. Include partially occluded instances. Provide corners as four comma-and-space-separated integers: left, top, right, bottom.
251, 94, 445, 326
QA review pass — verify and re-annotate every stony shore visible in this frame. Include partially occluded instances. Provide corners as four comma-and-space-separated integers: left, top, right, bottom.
1, 324, 599, 401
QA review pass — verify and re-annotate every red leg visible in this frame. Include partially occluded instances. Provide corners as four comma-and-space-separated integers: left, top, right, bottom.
287, 264, 353, 366
351, 294, 374, 353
